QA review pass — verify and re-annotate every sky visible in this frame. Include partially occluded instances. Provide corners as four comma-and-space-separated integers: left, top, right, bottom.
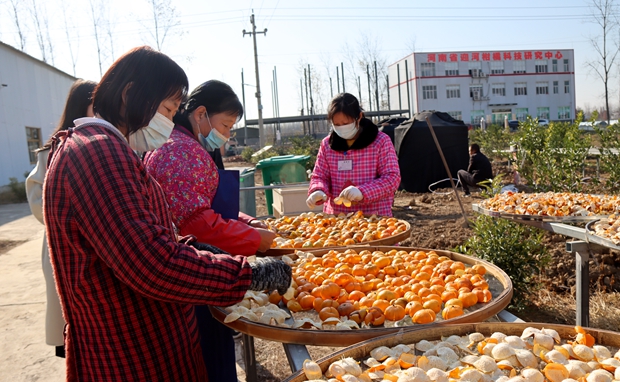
0, 0, 613, 122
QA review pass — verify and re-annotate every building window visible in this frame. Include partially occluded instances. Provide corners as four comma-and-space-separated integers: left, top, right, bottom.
564, 80, 570, 93
535, 60, 548, 73
491, 83, 505, 96
537, 107, 550, 119
490, 61, 504, 74
553, 81, 559, 94
471, 110, 485, 125
536, 81, 549, 95
421, 62, 436, 77
468, 61, 482, 76
26, 127, 41, 164
446, 84, 460, 99
552, 59, 558, 72
563, 59, 569, 72
513, 60, 526, 74
422, 85, 437, 99
447, 111, 462, 121
514, 82, 527, 96
515, 108, 529, 121
558, 106, 571, 119
445, 62, 459, 76
470, 85, 483, 99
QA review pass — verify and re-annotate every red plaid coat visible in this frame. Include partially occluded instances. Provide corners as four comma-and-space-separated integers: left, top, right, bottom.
308, 131, 400, 216
43, 119, 252, 381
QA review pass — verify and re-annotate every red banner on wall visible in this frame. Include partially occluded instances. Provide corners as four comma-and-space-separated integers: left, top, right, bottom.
426, 51, 564, 62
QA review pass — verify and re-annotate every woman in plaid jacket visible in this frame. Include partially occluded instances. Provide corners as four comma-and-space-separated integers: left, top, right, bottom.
307, 93, 401, 216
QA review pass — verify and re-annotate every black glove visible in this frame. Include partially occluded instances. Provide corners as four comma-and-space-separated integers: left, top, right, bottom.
249, 258, 292, 296
190, 241, 229, 255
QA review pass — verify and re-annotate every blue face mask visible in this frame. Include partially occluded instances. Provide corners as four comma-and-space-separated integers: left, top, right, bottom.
198, 114, 227, 151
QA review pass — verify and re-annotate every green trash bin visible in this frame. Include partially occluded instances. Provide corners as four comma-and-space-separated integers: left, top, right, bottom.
227, 166, 257, 217
256, 155, 310, 215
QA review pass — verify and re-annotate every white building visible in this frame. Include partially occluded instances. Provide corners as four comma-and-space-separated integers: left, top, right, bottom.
388, 49, 576, 126
0, 41, 76, 187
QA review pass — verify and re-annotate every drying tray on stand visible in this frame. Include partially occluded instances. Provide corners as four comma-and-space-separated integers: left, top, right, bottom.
283, 322, 620, 382
260, 220, 412, 256
210, 246, 513, 347
585, 219, 620, 250
472, 203, 608, 223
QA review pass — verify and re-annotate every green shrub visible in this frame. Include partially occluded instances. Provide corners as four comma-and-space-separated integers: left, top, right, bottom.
241, 146, 255, 162
514, 116, 591, 192
594, 117, 620, 191
469, 124, 513, 163
8, 177, 27, 202
456, 215, 550, 311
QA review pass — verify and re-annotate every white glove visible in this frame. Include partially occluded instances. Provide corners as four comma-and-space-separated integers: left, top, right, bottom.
306, 190, 327, 208
339, 186, 363, 202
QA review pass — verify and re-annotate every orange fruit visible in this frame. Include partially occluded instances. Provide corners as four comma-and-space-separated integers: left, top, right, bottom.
412, 308, 436, 324
459, 291, 478, 308
348, 290, 366, 301
473, 288, 492, 303
312, 297, 324, 312
372, 299, 390, 313
404, 291, 422, 303
337, 302, 356, 317
374, 257, 391, 268
359, 296, 375, 308
445, 298, 463, 308
333, 273, 355, 287
442, 305, 464, 320
268, 290, 282, 305
377, 289, 397, 301
450, 262, 466, 273
425, 293, 442, 303
320, 283, 340, 300
472, 264, 487, 275
418, 287, 432, 298
423, 299, 441, 314
406, 301, 423, 317
344, 281, 362, 293
319, 306, 339, 321
286, 299, 303, 313
441, 290, 458, 302
385, 305, 406, 321
364, 307, 385, 326
298, 294, 315, 310
393, 297, 408, 309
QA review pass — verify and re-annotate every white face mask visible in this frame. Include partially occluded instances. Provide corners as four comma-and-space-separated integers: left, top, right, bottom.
128, 112, 174, 152
332, 121, 358, 140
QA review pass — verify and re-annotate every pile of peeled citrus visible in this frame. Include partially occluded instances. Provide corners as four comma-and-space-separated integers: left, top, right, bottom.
267, 248, 493, 329
481, 192, 620, 217
301, 325, 620, 382
265, 211, 409, 249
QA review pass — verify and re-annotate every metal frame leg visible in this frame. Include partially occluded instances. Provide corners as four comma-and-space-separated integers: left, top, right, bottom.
566, 241, 590, 327
242, 334, 257, 382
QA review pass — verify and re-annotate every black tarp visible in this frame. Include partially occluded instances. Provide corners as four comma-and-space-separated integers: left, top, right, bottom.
378, 117, 408, 145
394, 110, 469, 193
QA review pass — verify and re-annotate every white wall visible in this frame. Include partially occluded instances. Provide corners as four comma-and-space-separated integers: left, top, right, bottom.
388, 49, 576, 125
0, 42, 75, 186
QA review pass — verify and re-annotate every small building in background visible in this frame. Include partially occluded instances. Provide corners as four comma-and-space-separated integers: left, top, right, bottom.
388, 49, 576, 127
0, 41, 76, 187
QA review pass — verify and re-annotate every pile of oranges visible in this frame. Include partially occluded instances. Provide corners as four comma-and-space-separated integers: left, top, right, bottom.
266, 211, 409, 249
274, 248, 493, 327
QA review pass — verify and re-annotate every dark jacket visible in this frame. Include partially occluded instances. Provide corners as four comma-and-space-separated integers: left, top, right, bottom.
468, 151, 493, 181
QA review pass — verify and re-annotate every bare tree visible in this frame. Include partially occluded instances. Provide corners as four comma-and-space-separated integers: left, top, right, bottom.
586, 0, 620, 123
29, 0, 51, 63
142, 0, 182, 51
354, 32, 389, 113
89, 0, 106, 77
8, 0, 27, 51
61, 0, 78, 76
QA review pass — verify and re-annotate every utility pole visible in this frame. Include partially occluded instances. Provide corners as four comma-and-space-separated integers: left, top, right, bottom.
241, 69, 247, 145
341, 62, 345, 92
243, 12, 267, 147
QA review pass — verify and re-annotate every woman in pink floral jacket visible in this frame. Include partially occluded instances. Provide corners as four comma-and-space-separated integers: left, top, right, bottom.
307, 93, 400, 216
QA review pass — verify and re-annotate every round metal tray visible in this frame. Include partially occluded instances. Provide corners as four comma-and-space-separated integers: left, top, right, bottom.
283, 322, 620, 382
585, 219, 620, 250
210, 246, 513, 347
473, 203, 607, 223
260, 220, 411, 256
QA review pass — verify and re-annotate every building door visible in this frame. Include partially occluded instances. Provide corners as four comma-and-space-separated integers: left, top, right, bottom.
491, 111, 511, 124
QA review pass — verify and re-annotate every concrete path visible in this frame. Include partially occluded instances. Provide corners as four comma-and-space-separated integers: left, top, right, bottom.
0, 203, 64, 381
0, 202, 248, 382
